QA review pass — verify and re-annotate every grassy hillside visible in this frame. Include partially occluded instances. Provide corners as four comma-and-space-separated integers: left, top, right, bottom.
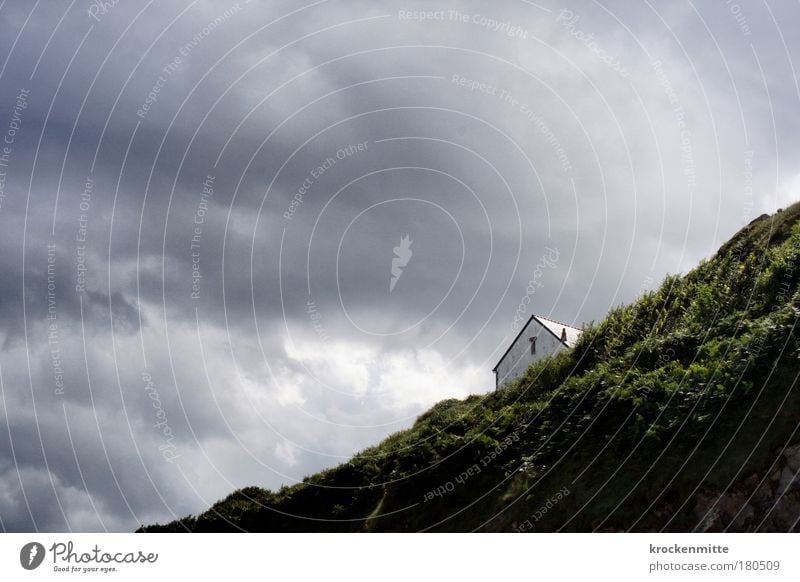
140, 203, 800, 532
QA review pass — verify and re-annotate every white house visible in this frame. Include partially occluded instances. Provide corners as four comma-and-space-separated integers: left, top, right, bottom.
493, 314, 583, 389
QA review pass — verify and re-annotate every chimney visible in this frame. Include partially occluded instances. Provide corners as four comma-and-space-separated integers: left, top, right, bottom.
561, 327, 567, 342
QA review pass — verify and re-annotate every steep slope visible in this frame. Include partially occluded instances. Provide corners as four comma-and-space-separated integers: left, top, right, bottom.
140, 203, 800, 532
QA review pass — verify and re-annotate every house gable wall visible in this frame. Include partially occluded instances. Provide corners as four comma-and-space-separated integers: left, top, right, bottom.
495, 318, 565, 388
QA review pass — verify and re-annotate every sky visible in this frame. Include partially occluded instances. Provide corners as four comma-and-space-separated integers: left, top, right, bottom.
0, 0, 799, 531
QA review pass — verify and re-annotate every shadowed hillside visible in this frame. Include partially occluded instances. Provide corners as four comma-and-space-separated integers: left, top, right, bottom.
140, 203, 800, 532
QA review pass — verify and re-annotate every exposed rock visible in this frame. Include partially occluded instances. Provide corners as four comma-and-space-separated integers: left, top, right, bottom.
753, 480, 773, 505
693, 493, 722, 532
784, 444, 800, 472
678, 442, 800, 531
742, 473, 760, 492
762, 495, 800, 532
778, 466, 799, 493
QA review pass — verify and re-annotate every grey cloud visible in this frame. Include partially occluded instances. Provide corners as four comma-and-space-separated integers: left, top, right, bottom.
1, 0, 799, 531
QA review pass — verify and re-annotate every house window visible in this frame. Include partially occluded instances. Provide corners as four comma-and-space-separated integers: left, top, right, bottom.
529, 336, 536, 354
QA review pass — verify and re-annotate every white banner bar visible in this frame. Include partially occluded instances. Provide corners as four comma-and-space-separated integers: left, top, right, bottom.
2, 533, 798, 581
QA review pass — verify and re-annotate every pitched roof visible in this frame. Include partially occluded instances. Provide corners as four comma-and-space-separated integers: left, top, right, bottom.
533, 314, 583, 348
492, 314, 583, 372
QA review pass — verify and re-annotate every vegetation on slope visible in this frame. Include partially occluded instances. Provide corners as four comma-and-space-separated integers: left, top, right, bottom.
140, 203, 800, 532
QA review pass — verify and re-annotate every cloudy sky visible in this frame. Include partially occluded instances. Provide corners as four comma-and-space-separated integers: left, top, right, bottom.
0, 0, 798, 531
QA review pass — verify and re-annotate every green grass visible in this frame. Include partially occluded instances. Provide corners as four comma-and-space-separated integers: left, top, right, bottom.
139, 202, 800, 532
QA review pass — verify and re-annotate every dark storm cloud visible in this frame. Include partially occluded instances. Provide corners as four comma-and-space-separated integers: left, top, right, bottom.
0, 0, 799, 531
